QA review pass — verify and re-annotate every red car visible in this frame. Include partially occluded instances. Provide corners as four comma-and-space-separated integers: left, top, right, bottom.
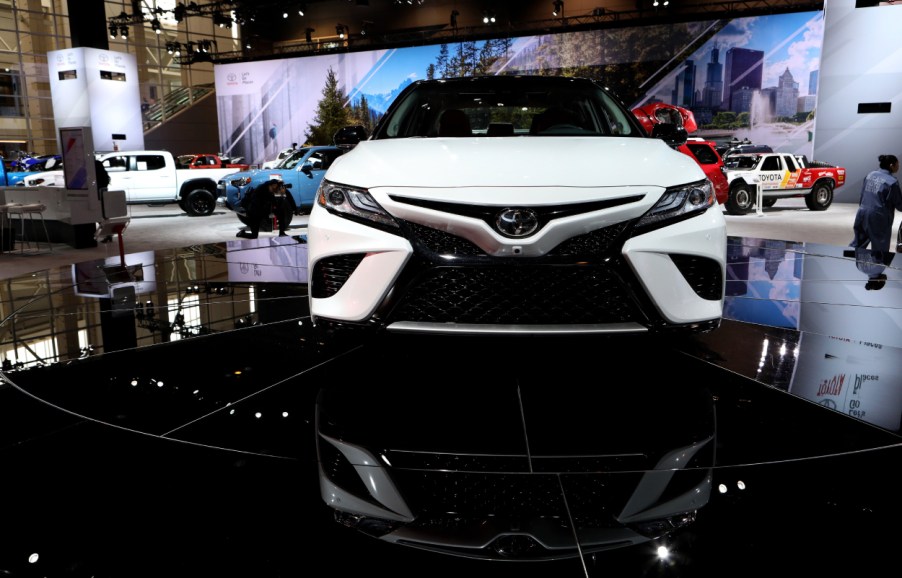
177, 154, 250, 171
632, 104, 728, 205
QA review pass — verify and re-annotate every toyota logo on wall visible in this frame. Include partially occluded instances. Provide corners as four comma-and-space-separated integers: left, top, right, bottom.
495, 208, 539, 238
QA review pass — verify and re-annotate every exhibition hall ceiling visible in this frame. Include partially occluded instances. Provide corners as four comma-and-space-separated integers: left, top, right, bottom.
233, 0, 827, 57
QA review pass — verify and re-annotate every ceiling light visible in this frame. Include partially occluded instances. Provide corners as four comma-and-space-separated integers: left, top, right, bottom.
336, 24, 346, 38
305, 27, 315, 42
151, 18, 161, 34
552, 0, 563, 16
450, 9, 458, 27
109, 22, 117, 39
119, 25, 128, 39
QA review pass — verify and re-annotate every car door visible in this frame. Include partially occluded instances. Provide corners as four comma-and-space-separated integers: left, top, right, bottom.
103, 153, 176, 203
756, 155, 786, 192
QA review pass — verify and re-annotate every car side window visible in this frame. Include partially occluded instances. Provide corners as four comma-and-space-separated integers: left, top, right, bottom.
134, 155, 166, 171
761, 156, 781, 171
687, 144, 718, 165
104, 156, 128, 172
320, 150, 341, 170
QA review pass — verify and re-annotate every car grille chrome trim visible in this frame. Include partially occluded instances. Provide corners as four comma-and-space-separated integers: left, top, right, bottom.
403, 220, 631, 258
386, 321, 648, 335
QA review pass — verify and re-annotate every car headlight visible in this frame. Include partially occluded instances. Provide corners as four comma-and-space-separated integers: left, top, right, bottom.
635, 179, 715, 228
230, 176, 251, 187
316, 180, 400, 230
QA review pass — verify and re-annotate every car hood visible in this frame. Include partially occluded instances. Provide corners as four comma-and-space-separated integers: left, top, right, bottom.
325, 137, 704, 190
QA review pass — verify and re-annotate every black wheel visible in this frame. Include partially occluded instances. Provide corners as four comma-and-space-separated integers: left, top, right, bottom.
184, 189, 216, 216
804, 181, 833, 211
724, 184, 754, 215
762, 197, 777, 208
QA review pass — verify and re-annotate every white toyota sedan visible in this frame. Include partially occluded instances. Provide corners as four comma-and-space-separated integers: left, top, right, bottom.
307, 75, 726, 336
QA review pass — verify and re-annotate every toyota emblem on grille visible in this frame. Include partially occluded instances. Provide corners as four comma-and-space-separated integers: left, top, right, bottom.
495, 208, 539, 238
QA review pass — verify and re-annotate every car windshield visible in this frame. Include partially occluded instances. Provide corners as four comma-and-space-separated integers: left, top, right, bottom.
372, 76, 640, 139
724, 155, 759, 169
278, 148, 310, 169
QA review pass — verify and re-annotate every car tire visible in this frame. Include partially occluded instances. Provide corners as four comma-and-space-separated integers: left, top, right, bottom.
804, 181, 833, 211
184, 189, 216, 216
762, 197, 777, 208
725, 184, 754, 215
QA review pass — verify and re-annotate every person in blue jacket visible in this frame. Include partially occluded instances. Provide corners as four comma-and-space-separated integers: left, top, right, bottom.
850, 154, 902, 254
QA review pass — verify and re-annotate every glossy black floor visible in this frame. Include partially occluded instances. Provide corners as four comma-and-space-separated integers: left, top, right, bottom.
0, 235, 899, 577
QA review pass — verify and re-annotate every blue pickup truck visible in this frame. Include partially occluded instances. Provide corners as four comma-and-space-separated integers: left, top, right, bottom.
217, 145, 344, 229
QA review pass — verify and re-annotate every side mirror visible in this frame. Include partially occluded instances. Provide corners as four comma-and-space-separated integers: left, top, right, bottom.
334, 125, 368, 150
301, 164, 312, 175
651, 123, 688, 147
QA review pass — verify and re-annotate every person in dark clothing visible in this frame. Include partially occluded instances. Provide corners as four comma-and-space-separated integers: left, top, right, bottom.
850, 154, 902, 253
236, 178, 293, 238
95, 158, 110, 192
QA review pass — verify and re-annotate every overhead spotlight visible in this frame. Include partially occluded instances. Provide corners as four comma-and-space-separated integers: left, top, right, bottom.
450, 9, 458, 28
298, 3, 306, 16
151, 18, 161, 34
119, 25, 128, 39
482, 10, 496, 24
109, 22, 117, 39
361, 20, 371, 35
173, 3, 186, 22
336, 24, 346, 38
305, 27, 314, 42
552, 0, 563, 16
283, 10, 288, 18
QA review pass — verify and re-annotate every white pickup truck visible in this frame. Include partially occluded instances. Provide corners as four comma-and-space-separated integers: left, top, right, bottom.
19, 149, 241, 216
723, 152, 846, 215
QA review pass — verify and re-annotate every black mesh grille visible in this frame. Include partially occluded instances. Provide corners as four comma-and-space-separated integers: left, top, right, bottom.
311, 253, 366, 298
390, 265, 639, 325
404, 222, 486, 256
548, 222, 630, 256
391, 469, 637, 524
670, 254, 723, 301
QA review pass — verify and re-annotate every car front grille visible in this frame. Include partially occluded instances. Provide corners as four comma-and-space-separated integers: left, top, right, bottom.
388, 265, 639, 325
390, 469, 638, 523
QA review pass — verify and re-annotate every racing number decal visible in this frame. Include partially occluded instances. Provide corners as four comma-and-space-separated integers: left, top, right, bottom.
783, 170, 801, 188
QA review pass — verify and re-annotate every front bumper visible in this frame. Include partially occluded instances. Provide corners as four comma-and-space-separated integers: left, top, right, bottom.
308, 197, 725, 334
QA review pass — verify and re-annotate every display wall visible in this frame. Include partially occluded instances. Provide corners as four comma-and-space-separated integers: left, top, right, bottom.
214, 10, 825, 169
813, 0, 902, 203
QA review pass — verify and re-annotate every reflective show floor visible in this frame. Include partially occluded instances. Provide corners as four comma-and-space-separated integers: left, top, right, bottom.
0, 235, 899, 577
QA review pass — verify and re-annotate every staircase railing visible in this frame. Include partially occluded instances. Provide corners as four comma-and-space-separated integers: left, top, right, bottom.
143, 83, 215, 131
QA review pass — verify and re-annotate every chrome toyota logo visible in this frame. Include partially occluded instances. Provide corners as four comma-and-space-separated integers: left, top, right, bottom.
495, 208, 539, 238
